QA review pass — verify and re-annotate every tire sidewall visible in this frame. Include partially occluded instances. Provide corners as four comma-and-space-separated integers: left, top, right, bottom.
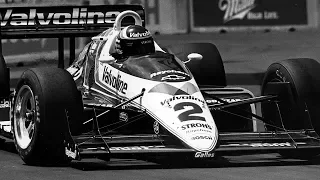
262, 59, 320, 131
11, 68, 83, 165
12, 70, 47, 162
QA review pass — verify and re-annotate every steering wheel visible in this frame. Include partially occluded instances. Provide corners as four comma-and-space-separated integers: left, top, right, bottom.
113, 10, 143, 31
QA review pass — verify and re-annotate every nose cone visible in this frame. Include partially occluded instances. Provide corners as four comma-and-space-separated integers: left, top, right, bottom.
143, 82, 218, 152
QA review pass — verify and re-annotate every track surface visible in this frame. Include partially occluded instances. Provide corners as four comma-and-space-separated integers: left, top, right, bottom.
3, 30, 320, 179
2, 140, 320, 180
1, 140, 320, 180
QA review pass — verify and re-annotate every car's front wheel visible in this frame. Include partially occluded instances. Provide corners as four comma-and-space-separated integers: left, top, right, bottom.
12, 67, 83, 165
261, 58, 320, 159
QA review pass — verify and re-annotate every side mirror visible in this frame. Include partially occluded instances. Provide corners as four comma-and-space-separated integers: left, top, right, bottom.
185, 53, 203, 63
99, 55, 115, 63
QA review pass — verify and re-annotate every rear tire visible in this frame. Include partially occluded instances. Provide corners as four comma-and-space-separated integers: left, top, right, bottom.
166, 43, 226, 87
12, 67, 83, 165
0, 55, 10, 98
261, 58, 320, 159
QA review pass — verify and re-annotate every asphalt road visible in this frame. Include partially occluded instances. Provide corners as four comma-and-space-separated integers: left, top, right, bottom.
1, 140, 320, 180
3, 29, 320, 179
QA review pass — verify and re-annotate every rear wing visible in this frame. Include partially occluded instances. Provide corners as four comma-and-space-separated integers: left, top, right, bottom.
0, 5, 145, 67
0, 5, 145, 38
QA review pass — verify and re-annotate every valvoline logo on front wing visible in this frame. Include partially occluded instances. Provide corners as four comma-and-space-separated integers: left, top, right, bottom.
143, 81, 219, 152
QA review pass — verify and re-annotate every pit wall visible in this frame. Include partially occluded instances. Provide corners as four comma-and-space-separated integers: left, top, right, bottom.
189, 0, 318, 32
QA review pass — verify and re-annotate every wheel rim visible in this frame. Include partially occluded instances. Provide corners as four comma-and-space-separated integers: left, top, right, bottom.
14, 85, 37, 149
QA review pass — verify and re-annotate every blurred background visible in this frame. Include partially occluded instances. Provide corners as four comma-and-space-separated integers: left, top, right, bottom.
1, 0, 320, 96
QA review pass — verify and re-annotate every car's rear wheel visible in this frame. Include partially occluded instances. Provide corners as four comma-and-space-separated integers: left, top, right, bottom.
0, 55, 10, 98
261, 58, 320, 159
166, 43, 226, 87
12, 67, 83, 165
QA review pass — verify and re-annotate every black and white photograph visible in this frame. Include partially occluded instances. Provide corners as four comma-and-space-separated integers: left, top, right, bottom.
0, 0, 320, 180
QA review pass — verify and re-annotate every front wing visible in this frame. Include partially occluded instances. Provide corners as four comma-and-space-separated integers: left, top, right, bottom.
69, 130, 320, 160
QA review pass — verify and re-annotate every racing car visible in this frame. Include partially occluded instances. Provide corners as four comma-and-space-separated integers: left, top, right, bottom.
0, 5, 320, 166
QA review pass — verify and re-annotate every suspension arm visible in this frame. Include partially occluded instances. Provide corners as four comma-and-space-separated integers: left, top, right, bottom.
83, 88, 146, 124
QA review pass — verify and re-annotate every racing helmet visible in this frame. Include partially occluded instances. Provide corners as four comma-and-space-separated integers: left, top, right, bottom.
115, 25, 155, 57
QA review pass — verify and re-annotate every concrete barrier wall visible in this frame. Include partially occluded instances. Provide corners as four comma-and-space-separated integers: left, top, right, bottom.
88, 0, 188, 34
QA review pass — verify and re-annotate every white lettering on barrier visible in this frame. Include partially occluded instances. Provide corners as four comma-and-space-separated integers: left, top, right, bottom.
219, 0, 256, 22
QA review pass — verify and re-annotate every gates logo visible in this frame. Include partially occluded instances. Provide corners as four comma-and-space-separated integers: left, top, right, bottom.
195, 152, 215, 158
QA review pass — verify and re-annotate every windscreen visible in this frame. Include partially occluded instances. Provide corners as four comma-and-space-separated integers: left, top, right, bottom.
121, 52, 192, 82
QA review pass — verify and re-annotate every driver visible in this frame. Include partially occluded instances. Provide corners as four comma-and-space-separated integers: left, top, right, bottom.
112, 25, 155, 60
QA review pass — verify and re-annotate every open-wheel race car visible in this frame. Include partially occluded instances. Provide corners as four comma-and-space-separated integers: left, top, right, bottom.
0, 5, 320, 166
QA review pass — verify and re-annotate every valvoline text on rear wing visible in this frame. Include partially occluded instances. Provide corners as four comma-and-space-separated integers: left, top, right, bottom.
0, 5, 145, 38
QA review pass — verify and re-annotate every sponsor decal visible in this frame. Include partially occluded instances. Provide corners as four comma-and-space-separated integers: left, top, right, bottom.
185, 128, 212, 134
206, 98, 241, 105
65, 147, 77, 159
181, 123, 212, 131
191, 135, 212, 141
110, 145, 165, 151
0, 100, 10, 108
229, 142, 292, 147
119, 112, 128, 122
250, 142, 292, 147
193, 0, 306, 28
0, 8, 120, 26
219, 0, 256, 23
276, 69, 287, 82
149, 82, 199, 96
102, 66, 128, 94
174, 102, 206, 122
161, 95, 205, 107
161, 74, 186, 81
150, 70, 190, 78
87, 103, 113, 107
67, 66, 83, 80
141, 39, 153, 44
153, 121, 159, 134
195, 152, 215, 158
129, 30, 151, 38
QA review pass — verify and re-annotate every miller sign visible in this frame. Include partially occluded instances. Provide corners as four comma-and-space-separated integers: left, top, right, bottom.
219, 0, 256, 22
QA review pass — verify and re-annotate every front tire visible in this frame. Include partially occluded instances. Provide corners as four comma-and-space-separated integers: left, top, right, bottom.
261, 58, 320, 159
12, 67, 83, 165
